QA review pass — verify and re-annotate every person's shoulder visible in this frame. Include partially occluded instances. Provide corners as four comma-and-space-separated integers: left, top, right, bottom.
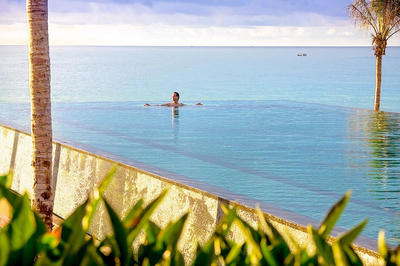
161, 103, 174, 106
145, 102, 201, 107
163, 103, 185, 107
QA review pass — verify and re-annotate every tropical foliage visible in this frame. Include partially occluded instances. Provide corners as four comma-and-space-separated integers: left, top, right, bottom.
0, 169, 399, 265
348, 0, 400, 111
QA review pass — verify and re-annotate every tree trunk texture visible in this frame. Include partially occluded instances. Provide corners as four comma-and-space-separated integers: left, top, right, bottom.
374, 54, 382, 111
27, 0, 54, 230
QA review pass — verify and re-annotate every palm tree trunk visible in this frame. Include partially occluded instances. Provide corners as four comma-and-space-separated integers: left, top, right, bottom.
374, 54, 382, 111
27, 0, 54, 230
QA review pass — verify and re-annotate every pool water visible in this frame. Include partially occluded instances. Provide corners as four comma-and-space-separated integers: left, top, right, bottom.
1, 100, 399, 247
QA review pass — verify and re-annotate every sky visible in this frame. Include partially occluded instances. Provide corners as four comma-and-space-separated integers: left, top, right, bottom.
1, 0, 400, 46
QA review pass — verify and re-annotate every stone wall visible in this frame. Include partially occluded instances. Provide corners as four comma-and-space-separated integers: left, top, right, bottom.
0, 123, 379, 264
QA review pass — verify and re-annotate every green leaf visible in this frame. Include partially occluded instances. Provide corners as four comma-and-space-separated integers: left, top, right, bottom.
98, 165, 117, 196
193, 238, 216, 266
21, 232, 42, 266
0, 232, 11, 266
63, 237, 97, 265
300, 249, 318, 265
215, 205, 236, 237
17, 209, 47, 266
332, 241, 350, 266
171, 247, 185, 266
233, 216, 262, 263
57, 201, 89, 262
54, 166, 117, 263
159, 245, 173, 266
259, 238, 279, 266
127, 190, 168, 245
33, 211, 47, 238
378, 231, 388, 259
225, 243, 244, 265
311, 227, 334, 265
81, 240, 105, 266
0, 193, 39, 266
34, 252, 62, 266
122, 198, 143, 228
318, 191, 351, 238
39, 232, 62, 259
0, 182, 19, 207
0, 174, 8, 186
0, 173, 12, 189
158, 213, 188, 248
60, 200, 87, 241
145, 221, 161, 245
256, 207, 284, 245
97, 235, 120, 264
339, 219, 368, 246
150, 214, 188, 266
283, 253, 296, 265
82, 165, 117, 231
269, 241, 291, 264
138, 242, 161, 265
8, 193, 36, 250
0, 185, 46, 266
104, 198, 129, 264
343, 245, 363, 266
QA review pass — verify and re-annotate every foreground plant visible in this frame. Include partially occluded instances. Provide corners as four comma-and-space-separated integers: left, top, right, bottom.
0, 169, 399, 265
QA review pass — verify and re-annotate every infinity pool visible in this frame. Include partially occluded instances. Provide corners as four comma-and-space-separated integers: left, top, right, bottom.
1, 100, 399, 247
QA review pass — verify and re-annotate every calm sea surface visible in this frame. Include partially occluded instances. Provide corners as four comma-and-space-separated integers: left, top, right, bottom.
1, 46, 400, 110
0, 46, 400, 247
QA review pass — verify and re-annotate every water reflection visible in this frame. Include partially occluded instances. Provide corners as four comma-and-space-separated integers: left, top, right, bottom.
365, 112, 400, 179
348, 110, 400, 180
172, 107, 179, 139
347, 110, 400, 242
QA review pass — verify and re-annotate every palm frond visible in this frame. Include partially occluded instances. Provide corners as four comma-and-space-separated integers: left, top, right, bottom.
348, 0, 378, 34
348, 0, 400, 45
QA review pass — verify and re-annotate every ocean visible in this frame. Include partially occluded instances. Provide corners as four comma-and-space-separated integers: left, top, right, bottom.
1, 46, 400, 111
0, 46, 399, 247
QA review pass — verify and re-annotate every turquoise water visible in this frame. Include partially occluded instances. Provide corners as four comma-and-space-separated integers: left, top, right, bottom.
2, 46, 400, 111
1, 46, 400, 247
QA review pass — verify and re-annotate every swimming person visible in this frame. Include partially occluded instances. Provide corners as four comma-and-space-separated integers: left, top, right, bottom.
144, 92, 203, 106
161, 92, 185, 107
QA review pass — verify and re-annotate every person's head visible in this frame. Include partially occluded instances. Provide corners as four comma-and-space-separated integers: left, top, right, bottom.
172, 92, 180, 102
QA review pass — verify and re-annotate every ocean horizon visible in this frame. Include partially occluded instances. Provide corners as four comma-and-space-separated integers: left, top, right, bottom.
1, 45, 400, 112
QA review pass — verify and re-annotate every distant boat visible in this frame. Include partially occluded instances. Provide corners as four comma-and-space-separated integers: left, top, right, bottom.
297, 53, 307, 56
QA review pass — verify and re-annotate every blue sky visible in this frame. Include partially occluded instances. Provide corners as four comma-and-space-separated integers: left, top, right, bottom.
1, 0, 399, 46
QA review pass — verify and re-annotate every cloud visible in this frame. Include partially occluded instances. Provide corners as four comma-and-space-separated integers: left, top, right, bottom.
45, 0, 349, 27
325, 28, 336, 36
42, 23, 375, 47
0, 23, 27, 44
1, 0, 350, 26
3, 0, 398, 46
0, 0, 26, 24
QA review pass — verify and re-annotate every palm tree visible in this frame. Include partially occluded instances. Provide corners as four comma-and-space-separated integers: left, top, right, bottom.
27, 0, 54, 230
348, 0, 400, 111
